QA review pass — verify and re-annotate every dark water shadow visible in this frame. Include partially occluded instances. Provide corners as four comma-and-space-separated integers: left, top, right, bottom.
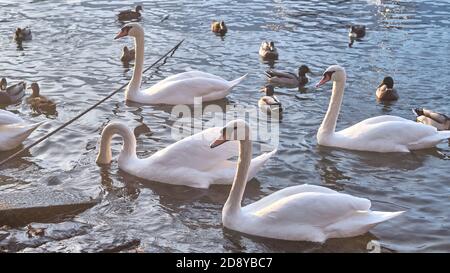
222, 226, 383, 253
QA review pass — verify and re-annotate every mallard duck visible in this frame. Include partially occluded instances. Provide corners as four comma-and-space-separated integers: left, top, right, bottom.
14, 27, 32, 42
258, 85, 282, 114
259, 41, 278, 59
26, 82, 57, 114
265, 65, 311, 87
413, 108, 450, 131
26, 224, 46, 238
117, 5, 143, 21
376, 76, 398, 101
0, 78, 26, 105
211, 20, 227, 35
120, 46, 135, 63
349, 25, 366, 39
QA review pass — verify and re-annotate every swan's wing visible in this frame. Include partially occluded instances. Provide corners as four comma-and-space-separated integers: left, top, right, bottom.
337, 118, 443, 150
156, 71, 226, 85
244, 184, 338, 212
144, 77, 232, 104
247, 191, 371, 227
148, 127, 239, 171
0, 110, 24, 125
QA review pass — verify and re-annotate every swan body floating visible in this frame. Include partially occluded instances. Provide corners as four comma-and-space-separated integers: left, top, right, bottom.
120, 46, 135, 63
0, 78, 25, 105
0, 109, 42, 151
210, 120, 403, 242
258, 85, 282, 114
376, 76, 398, 101
114, 23, 247, 105
315, 65, 450, 152
259, 41, 278, 59
26, 82, 57, 115
265, 65, 311, 87
413, 108, 450, 131
117, 5, 143, 21
14, 27, 32, 42
211, 20, 227, 35
96, 122, 276, 189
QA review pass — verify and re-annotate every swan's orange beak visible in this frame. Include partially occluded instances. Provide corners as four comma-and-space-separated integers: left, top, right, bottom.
114, 29, 129, 40
315, 72, 332, 88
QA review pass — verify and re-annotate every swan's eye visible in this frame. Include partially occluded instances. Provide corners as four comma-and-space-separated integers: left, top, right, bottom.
323, 71, 335, 77
121, 26, 132, 34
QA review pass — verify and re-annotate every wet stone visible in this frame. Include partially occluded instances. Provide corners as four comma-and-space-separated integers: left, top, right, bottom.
0, 221, 92, 252
0, 188, 99, 227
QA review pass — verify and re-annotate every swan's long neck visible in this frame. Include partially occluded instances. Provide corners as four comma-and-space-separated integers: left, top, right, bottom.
223, 139, 252, 215
126, 33, 145, 100
96, 123, 137, 164
319, 78, 346, 136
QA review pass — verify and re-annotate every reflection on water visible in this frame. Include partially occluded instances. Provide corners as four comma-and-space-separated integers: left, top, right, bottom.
0, 0, 449, 252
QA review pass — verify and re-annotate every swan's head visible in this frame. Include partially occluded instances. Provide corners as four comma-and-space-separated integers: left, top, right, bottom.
378, 76, 394, 89
315, 65, 346, 88
210, 119, 251, 148
114, 23, 144, 40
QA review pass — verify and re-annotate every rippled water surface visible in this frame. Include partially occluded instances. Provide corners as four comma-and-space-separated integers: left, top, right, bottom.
0, 0, 449, 252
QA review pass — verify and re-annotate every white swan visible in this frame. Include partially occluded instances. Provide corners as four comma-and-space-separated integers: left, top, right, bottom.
0, 109, 42, 151
114, 23, 247, 105
210, 120, 403, 242
96, 122, 276, 189
315, 65, 450, 153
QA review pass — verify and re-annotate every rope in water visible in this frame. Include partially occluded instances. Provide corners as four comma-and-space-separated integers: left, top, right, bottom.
0, 39, 184, 167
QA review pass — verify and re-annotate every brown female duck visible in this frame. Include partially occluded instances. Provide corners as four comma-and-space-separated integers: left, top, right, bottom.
26, 82, 57, 114
376, 76, 398, 101
211, 20, 227, 35
117, 5, 143, 21
259, 41, 278, 59
120, 46, 135, 63
14, 27, 32, 42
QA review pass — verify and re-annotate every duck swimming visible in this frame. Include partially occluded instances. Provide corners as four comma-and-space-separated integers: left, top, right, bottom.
258, 85, 282, 114
265, 65, 311, 87
211, 20, 227, 35
348, 25, 366, 47
349, 25, 366, 39
0, 78, 26, 105
413, 108, 450, 131
26, 82, 57, 114
259, 41, 278, 59
120, 46, 135, 63
117, 5, 143, 21
14, 27, 32, 42
376, 76, 398, 101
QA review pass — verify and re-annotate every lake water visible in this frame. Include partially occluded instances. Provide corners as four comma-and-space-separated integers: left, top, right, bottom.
0, 0, 449, 252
